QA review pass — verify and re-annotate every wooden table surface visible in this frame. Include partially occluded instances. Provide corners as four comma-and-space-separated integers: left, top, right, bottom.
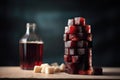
0, 67, 120, 79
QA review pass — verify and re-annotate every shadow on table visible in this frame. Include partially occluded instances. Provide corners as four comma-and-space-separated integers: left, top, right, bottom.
103, 72, 120, 76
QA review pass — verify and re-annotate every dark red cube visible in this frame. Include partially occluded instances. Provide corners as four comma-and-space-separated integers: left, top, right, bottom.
72, 56, 79, 63
84, 25, 91, 33
64, 55, 72, 62
65, 62, 79, 74
69, 25, 78, 34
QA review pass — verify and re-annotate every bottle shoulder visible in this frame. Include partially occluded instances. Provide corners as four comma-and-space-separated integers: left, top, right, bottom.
19, 34, 43, 43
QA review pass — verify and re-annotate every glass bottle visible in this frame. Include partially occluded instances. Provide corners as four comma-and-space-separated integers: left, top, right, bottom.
19, 23, 43, 70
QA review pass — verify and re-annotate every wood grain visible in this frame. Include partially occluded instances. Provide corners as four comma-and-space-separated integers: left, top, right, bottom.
0, 67, 120, 79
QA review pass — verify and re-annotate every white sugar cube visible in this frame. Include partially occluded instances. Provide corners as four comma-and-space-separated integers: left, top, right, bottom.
53, 66, 60, 72
64, 26, 69, 33
41, 63, 50, 73
74, 17, 81, 25
34, 66, 42, 73
45, 66, 55, 74
41, 63, 49, 67
59, 63, 65, 72
68, 19, 74, 26
69, 49, 75, 55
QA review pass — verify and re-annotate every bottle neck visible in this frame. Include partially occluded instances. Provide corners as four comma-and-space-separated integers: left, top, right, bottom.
26, 23, 36, 35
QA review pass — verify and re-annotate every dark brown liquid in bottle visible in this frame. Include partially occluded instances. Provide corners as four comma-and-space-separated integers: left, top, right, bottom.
19, 41, 43, 70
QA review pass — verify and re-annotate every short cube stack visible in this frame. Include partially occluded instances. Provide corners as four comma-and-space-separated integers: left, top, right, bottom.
63, 17, 93, 75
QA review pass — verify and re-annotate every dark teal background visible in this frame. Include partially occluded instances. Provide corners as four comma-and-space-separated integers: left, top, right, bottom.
0, 0, 120, 66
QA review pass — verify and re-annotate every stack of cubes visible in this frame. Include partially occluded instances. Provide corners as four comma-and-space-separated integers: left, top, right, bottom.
63, 17, 93, 75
